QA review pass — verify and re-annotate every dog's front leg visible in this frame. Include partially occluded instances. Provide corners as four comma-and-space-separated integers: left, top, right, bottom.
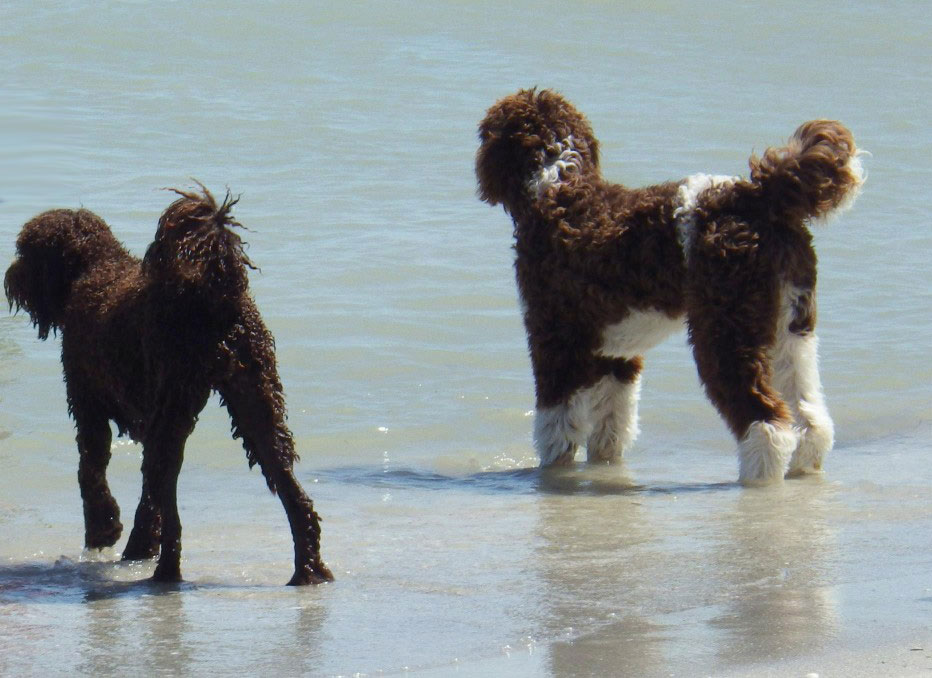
586, 358, 644, 463
533, 388, 591, 467
529, 349, 596, 466
72, 405, 123, 549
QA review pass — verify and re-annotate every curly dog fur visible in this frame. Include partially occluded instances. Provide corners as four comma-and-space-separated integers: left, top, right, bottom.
5, 185, 332, 584
476, 88, 864, 485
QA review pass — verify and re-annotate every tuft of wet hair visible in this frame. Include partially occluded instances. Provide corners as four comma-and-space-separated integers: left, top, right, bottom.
160, 182, 246, 237
144, 181, 256, 294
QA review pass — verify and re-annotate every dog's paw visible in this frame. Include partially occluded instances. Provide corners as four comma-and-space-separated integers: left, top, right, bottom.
151, 561, 183, 583
122, 527, 161, 561
786, 424, 832, 478
85, 519, 124, 550
287, 562, 335, 586
737, 421, 797, 486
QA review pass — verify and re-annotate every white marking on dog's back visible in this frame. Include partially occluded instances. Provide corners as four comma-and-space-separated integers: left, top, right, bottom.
529, 137, 583, 198
597, 309, 684, 358
674, 173, 737, 258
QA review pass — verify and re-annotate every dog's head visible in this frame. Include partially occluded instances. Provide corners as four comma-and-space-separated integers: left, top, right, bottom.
5, 209, 126, 339
476, 88, 600, 211
143, 183, 255, 296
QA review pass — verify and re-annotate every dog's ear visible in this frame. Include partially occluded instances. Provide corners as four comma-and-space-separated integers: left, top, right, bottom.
475, 122, 524, 207
534, 89, 601, 170
476, 91, 549, 209
4, 254, 62, 339
4, 210, 103, 339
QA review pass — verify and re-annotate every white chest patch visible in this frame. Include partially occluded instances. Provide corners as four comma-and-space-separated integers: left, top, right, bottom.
597, 309, 685, 358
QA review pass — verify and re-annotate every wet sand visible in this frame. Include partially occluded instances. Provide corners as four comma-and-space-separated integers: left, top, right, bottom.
2, 423, 931, 677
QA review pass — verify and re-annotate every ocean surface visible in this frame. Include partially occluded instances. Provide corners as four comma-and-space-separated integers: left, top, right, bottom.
1, 2, 930, 676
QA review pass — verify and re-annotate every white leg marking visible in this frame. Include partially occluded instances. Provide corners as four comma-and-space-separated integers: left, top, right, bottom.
738, 421, 798, 486
534, 388, 592, 466
586, 375, 642, 462
771, 287, 835, 476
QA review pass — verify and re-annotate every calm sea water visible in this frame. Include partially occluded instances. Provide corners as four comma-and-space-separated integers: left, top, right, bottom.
2, 2, 930, 676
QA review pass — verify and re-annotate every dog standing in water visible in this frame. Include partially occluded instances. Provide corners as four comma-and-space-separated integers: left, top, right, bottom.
476, 89, 864, 485
5, 185, 332, 584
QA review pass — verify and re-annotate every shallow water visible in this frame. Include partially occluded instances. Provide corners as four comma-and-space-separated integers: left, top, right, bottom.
2, 1, 931, 676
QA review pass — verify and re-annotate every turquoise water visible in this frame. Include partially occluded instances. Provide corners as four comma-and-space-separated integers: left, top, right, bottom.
1, 2, 930, 676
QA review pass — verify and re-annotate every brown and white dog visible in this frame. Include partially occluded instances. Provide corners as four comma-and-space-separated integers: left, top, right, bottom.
476, 88, 864, 485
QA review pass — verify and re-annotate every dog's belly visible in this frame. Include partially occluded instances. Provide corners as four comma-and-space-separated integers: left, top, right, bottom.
596, 309, 685, 358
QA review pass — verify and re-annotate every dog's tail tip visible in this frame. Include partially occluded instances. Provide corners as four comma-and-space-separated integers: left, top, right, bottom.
161, 182, 243, 229
750, 119, 865, 223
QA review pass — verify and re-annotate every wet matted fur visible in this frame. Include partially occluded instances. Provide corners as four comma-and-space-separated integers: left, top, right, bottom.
5, 185, 333, 584
476, 88, 864, 485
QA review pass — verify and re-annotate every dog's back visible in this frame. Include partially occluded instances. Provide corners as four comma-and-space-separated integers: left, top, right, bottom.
5, 188, 256, 434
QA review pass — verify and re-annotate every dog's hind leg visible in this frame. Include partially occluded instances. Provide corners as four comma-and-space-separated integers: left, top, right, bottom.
266, 465, 332, 586
586, 358, 643, 463
139, 393, 206, 583
734, 418, 798, 486
781, 333, 833, 476
689, 317, 798, 486
218, 382, 333, 585
771, 287, 834, 477
144, 422, 192, 583
215, 315, 333, 585
73, 404, 123, 549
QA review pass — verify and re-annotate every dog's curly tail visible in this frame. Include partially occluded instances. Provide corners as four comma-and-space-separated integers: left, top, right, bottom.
749, 120, 865, 223
143, 182, 256, 297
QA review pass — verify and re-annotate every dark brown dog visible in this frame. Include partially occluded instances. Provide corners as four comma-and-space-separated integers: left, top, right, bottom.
5, 185, 332, 584
476, 88, 864, 485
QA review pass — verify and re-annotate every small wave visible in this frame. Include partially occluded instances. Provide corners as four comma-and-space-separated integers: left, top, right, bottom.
0, 555, 196, 604
313, 464, 738, 497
